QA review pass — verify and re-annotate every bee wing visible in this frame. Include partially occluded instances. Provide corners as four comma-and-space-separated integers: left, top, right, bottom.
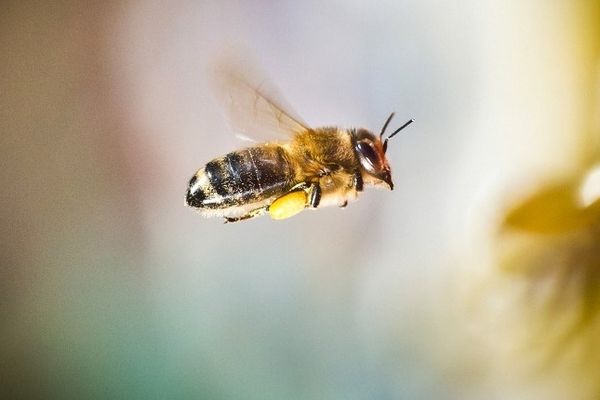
212, 63, 311, 142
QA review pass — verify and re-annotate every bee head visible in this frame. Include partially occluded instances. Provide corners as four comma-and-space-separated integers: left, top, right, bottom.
354, 113, 413, 191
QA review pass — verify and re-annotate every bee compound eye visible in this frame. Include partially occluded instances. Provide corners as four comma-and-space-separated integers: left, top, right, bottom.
357, 141, 378, 173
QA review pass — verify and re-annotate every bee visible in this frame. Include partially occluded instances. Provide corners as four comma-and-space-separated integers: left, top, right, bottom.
185, 68, 413, 222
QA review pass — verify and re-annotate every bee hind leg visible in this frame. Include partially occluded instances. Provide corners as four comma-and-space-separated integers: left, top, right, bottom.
266, 181, 321, 220
268, 184, 311, 220
223, 207, 268, 223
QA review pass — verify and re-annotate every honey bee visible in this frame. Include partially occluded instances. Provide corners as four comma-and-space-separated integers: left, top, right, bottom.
185, 68, 413, 222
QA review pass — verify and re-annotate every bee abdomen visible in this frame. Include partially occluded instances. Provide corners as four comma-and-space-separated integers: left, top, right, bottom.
186, 146, 293, 210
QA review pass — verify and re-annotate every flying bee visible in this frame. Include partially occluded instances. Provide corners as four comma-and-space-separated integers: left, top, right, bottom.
185, 67, 413, 222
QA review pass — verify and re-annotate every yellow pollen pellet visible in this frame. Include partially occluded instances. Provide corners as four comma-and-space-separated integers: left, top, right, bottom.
269, 191, 308, 220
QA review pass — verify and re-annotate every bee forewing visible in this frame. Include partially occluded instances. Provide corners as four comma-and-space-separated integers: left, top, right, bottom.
211, 61, 310, 142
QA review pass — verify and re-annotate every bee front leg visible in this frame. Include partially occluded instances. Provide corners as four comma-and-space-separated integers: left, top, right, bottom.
336, 170, 361, 208
353, 170, 363, 192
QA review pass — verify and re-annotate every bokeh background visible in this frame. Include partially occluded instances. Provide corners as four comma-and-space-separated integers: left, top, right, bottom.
2, 1, 600, 399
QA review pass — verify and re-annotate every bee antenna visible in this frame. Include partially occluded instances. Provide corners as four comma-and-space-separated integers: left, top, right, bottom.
383, 118, 414, 153
379, 112, 395, 139
387, 118, 414, 140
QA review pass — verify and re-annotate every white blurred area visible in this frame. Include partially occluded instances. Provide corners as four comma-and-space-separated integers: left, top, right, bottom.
1, 1, 599, 399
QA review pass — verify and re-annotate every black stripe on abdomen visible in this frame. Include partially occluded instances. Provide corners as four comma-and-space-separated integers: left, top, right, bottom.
204, 146, 292, 206
249, 147, 292, 194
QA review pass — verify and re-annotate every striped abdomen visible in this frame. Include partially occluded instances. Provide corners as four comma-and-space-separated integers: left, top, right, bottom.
186, 145, 294, 214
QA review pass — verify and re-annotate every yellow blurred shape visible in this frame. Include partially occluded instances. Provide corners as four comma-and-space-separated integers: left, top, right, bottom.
579, 165, 600, 207
504, 179, 600, 234
268, 190, 307, 220
497, 165, 600, 377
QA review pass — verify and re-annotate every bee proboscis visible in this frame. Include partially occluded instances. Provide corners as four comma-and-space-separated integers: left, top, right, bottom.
185, 68, 413, 222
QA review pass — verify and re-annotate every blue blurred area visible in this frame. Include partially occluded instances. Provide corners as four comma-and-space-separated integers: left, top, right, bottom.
1, 1, 599, 399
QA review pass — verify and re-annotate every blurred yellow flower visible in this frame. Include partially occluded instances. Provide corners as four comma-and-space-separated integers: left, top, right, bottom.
496, 162, 600, 397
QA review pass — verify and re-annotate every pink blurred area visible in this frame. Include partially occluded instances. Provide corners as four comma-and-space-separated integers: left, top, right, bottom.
1, 1, 599, 399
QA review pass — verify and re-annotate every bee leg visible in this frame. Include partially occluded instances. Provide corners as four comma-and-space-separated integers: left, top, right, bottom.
308, 182, 321, 208
353, 170, 363, 192
339, 200, 348, 208
224, 215, 252, 223
268, 188, 309, 220
289, 182, 310, 191
223, 207, 267, 223
267, 181, 320, 220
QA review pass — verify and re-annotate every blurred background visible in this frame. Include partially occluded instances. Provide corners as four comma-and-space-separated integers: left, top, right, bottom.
2, 1, 599, 399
